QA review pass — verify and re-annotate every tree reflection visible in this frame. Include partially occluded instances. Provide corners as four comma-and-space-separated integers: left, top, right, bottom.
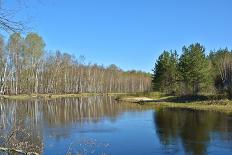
154, 108, 232, 155
0, 100, 43, 154
42, 96, 144, 126
0, 96, 144, 154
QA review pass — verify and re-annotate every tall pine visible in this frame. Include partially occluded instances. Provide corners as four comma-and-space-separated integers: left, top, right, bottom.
152, 50, 179, 94
178, 43, 211, 95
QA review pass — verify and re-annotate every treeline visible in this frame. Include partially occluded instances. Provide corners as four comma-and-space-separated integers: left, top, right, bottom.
0, 33, 151, 95
152, 43, 232, 97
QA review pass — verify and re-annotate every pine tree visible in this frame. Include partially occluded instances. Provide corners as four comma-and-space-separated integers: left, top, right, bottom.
178, 43, 210, 95
152, 50, 179, 94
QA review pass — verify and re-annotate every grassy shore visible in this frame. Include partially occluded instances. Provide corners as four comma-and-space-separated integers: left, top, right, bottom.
2, 92, 232, 114
0, 92, 130, 100
0, 92, 161, 100
147, 101, 232, 114
116, 92, 232, 114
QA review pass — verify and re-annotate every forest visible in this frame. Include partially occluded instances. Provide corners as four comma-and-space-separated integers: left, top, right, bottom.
152, 43, 232, 97
0, 33, 151, 95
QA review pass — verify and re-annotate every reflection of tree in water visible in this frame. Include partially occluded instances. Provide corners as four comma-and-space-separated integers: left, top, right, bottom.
43, 96, 144, 126
154, 108, 232, 155
0, 100, 43, 154
0, 96, 144, 154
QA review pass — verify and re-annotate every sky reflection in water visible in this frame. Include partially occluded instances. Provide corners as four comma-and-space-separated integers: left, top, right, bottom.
0, 96, 232, 155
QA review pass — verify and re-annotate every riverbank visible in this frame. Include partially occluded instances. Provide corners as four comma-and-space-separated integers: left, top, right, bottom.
2, 92, 232, 114
0, 92, 130, 100
0, 91, 162, 100
151, 101, 232, 114
116, 93, 232, 114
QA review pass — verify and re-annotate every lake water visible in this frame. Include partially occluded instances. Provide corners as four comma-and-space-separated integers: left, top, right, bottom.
0, 96, 232, 155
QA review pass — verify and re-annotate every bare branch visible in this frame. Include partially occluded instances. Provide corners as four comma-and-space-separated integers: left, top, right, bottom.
0, 1, 26, 33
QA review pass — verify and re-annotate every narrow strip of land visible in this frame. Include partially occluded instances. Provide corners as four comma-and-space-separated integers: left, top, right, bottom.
0, 92, 132, 100
116, 93, 232, 114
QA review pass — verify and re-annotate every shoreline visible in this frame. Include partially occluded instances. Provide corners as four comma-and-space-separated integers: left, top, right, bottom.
150, 101, 232, 114
117, 94, 232, 114
1, 92, 232, 114
0, 92, 130, 100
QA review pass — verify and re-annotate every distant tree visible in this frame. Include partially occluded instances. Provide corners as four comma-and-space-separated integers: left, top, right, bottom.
24, 33, 45, 94
152, 50, 179, 94
0, 32, 152, 95
178, 43, 211, 95
0, 36, 6, 94
209, 49, 232, 96
8, 33, 23, 94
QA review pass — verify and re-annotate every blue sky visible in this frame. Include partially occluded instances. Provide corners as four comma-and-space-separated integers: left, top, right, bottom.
4, 0, 232, 72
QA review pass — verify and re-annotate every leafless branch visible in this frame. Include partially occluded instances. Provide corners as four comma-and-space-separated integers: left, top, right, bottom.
0, 1, 26, 33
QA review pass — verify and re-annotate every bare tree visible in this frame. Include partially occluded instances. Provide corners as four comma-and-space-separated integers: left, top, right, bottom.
0, 0, 26, 32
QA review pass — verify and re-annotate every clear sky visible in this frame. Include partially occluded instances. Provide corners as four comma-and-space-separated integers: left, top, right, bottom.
4, 0, 232, 72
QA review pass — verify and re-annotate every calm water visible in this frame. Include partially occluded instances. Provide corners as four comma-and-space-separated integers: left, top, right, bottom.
0, 96, 232, 155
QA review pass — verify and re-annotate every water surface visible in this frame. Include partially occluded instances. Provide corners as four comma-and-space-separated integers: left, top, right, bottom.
0, 96, 232, 155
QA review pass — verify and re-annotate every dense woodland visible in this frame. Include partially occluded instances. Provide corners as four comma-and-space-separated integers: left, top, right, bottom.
152, 43, 232, 97
0, 33, 151, 95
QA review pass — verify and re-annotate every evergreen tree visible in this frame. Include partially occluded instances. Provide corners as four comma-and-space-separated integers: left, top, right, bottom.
178, 43, 211, 95
152, 50, 179, 94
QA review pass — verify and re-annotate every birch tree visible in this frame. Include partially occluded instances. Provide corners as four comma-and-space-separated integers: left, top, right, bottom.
24, 33, 45, 94
0, 36, 6, 94
8, 33, 23, 94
